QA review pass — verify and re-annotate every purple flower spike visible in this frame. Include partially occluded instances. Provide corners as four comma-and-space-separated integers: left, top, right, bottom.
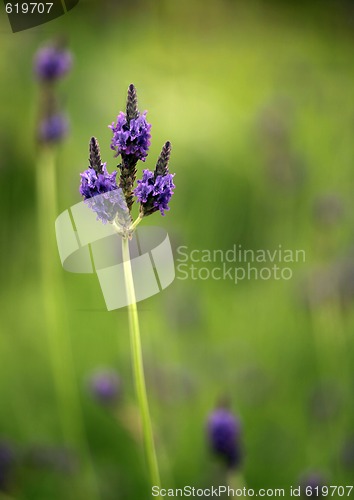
80, 137, 130, 225
38, 113, 68, 143
109, 111, 151, 162
134, 141, 175, 217
207, 408, 242, 469
135, 169, 175, 216
89, 370, 121, 405
80, 163, 118, 199
299, 473, 326, 497
79, 164, 126, 224
34, 45, 72, 82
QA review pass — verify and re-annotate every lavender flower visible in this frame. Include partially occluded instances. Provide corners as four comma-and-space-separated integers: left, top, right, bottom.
135, 142, 175, 216
155, 140, 172, 177
207, 408, 242, 468
109, 84, 152, 211
299, 472, 326, 497
79, 164, 123, 224
88, 136, 103, 172
34, 45, 72, 82
80, 162, 118, 199
135, 170, 175, 216
110, 111, 151, 161
109, 83, 151, 162
34, 42, 73, 146
89, 370, 121, 404
38, 113, 68, 143
80, 137, 129, 224
78, 88, 175, 227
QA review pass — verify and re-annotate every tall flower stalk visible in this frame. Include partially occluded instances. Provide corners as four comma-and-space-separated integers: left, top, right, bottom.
80, 84, 175, 493
34, 42, 100, 499
122, 237, 161, 487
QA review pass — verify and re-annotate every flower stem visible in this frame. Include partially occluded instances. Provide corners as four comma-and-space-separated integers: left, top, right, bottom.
121, 236, 161, 492
36, 146, 100, 499
227, 470, 247, 497
129, 213, 143, 233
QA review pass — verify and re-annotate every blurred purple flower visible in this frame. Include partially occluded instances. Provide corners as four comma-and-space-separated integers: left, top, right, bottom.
38, 113, 68, 143
26, 445, 77, 474
34, 45, 72, 82
135, 169, 175, 216
0, 441, 15, 491
89, 370, 121, 404
80, 164, 127, 223
109, 111, 151, 161
207, 408, 242, 468
300, 472, 326, 497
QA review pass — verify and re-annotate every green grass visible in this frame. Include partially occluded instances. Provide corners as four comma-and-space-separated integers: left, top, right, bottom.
1, 1, 354, 498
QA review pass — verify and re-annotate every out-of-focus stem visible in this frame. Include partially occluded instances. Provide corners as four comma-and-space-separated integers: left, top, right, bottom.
227, 470, 247, 497
36, 146, 100, 499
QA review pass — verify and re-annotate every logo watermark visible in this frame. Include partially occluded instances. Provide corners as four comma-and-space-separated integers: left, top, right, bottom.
55, 195, 175, 311
55, 192, 306, 309
152, 484, 353, 497
175, 245, 306, 284
152, 485, 286, 497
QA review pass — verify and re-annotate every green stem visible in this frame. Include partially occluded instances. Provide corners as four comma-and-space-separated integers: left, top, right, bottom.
36, 146, 100, 499
36, 147, 73, 437
227, 470, 247, 497
111, 213, 143, 238
121, 236, 161, 492
129, 213, 143, 233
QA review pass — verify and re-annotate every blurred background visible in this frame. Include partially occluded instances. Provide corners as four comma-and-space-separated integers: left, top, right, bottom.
1, 0, 354, 498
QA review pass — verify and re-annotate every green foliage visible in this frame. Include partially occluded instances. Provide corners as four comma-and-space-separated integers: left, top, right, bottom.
1, 1, 354, 498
